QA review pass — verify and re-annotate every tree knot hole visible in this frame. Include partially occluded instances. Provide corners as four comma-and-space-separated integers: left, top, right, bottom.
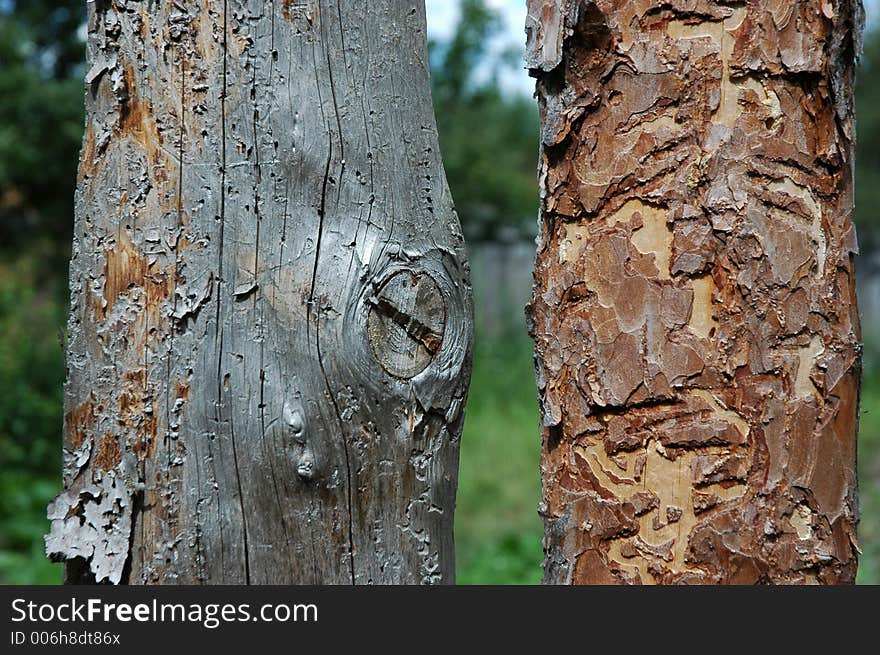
366, 271, 447, 379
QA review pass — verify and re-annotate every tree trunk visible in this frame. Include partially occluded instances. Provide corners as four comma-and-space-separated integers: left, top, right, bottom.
526, 0, 862, 584
46, 0, 472, 585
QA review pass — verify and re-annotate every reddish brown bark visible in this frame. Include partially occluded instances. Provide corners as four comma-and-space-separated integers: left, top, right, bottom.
526, 0, 862, 584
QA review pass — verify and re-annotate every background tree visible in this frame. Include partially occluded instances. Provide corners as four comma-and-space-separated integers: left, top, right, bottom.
430, 0, 538, 241
856, 19, 880, 255
0, 0, 84, 583
44, 0, 472, 584
0, 0, 83, 250
527, 0, 862, 583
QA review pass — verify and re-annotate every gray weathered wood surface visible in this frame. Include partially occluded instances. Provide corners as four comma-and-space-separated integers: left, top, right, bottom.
46, 0, 473, 585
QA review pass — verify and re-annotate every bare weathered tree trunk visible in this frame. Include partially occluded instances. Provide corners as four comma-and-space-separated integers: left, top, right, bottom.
46, 0, 472, 585
526, 0, 862, 584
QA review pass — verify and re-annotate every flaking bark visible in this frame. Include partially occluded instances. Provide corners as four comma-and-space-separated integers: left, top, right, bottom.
527, 0, 862, 584
47, 0, 472, 585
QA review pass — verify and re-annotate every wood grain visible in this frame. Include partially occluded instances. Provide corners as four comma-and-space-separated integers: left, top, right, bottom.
47, 0, 473, 585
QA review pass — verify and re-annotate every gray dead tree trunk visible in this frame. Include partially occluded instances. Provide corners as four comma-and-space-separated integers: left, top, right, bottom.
46, 0, 472, 585
526, 0, 862, 584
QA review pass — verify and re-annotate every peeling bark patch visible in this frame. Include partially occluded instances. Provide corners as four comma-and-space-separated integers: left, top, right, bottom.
794, 336, 825, 400
174, 378, 189, 401
102, 230, 150, 318
66, 398, 95, 451
45, 475, 133, 585
626, 203, 673, 280
95, 432, 122, 472
115, 62, 164, 169
528, 0, 861, 584
78, 126, 98, 182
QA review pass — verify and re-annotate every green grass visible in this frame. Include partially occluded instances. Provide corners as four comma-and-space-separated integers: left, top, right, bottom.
856, 375, 880, 584
455, 332, 543, 585
0, 247, 65, 585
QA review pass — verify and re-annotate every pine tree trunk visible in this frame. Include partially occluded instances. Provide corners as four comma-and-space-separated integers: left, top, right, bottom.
526, 0, 862, 584
46, 0, 472, 585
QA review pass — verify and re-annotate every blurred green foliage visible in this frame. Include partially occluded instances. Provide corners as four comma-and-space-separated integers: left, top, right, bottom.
857, 23, 880, 254
0, 0, 82, 585
430, 0, 539, 241
0, 0, 84, 250
0, 0, 879, 585
0, 247, 66, 584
